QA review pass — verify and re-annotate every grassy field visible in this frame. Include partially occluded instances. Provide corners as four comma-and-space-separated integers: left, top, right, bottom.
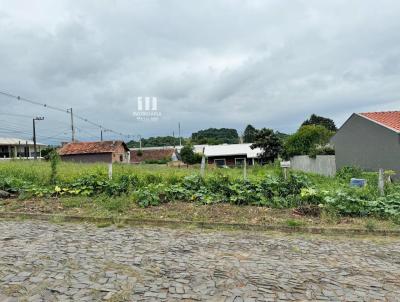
0, 160, 399, 230
0, 160, 273, 183
0, 159, 347, 187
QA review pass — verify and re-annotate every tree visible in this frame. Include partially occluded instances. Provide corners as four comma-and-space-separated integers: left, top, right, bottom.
126, 136, 184, 148
250, 128, 282, 163
191, 128, 239, 145
283, 125, 334, 158
243, 124, 257, 143
180, 145, 202, 164
302, 114, 337, 132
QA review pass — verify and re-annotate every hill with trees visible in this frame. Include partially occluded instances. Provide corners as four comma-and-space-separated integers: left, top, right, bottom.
127, 136, 184, 148
191, 128, 239, 145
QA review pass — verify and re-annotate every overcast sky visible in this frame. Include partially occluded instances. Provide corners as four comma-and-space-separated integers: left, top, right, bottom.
1, 0, 400, 143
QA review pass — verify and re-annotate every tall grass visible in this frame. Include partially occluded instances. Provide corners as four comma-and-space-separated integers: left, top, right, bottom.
0, 160, 285, 185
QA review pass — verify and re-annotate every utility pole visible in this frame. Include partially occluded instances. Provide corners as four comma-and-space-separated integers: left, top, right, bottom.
100, 128, 103, 141
67, 108, 75, 142
178, 122, 182, 146
138, 135, 142, 149
33, 117, 44, 160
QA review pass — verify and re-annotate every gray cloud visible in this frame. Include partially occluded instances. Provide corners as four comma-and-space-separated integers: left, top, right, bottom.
1, 0, 400, 143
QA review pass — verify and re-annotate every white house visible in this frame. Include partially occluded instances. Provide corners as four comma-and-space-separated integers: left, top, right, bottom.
0, 137, 46, 159
204, 143, 262, 166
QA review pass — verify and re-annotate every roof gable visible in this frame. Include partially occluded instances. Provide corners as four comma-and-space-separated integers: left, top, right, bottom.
358, 111, 400, 133
58, 141, 128, 155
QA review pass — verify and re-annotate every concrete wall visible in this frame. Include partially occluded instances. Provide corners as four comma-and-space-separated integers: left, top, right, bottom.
290, 155, 336, 177
331, 114, 400, 175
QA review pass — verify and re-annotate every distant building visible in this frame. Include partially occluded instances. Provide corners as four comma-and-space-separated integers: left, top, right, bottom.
0, 137, 46, 159
58, 141, 130, 163
331, 111, 400, 175
204, 143, 262, 167
130, 146, 179, 164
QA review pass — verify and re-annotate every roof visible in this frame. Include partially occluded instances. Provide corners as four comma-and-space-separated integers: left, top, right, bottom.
130, 148, 176, 163
204, 143, 261, 158
58, 140, 128, 155
358, 111, 400, 133
130, 144, 207, 153
130, 146, 177, 151
0, 137, 45, 146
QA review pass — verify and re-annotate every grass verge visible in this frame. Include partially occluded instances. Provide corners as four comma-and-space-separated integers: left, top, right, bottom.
1, 197, 400, 235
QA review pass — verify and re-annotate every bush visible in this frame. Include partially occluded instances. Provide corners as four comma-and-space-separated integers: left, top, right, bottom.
144, 159, 169, 164
308, 146, 335, 158
336, 166, 363, 182
180, 145, 202, 164
283, 125, 334, 159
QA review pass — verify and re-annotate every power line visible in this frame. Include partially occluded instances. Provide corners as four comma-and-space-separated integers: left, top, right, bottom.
0, 90, 68, 113
0, 90, 131, 139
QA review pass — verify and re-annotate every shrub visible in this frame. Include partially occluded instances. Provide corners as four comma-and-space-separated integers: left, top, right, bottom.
49, 150, 60, 185
308, 146, 335, 158
336, 166, 363, 182
283, 125, 334, 159
134, 184, 166, 207
180, 145, 202, 164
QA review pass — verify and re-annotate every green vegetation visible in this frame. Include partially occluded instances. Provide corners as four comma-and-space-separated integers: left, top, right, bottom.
191, 128, 239, 145
127, 136, 184, 148
180, 145, 202, 164
251, 128, 283, 163
283, 125, 334, 159
49, 150, 60, 185
302, 114, 337, 132
1, 161, 400, 225
243, 124, 257, 143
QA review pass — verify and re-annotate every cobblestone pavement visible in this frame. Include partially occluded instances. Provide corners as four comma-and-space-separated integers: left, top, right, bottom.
1, 221, 400, 301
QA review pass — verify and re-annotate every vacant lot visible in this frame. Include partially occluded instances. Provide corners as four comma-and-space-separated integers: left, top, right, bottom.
1, 220, 400, 301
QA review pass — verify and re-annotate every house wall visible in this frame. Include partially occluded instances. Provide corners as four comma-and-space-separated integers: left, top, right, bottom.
61, 153, 112, 163
331, 114, 400, 174
0, 145, 42, 158
110, 144, 129, 163
290, 155, 336, 177
207, 155, 254, 166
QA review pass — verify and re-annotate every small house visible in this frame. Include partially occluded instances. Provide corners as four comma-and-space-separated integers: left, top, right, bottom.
58, 140, 130, 163
331, 111, 400, 175
204, 143, 262, 167
0, 137, 46, 159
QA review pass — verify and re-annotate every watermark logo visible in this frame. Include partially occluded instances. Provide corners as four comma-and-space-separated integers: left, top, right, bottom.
133, 96, 162, 121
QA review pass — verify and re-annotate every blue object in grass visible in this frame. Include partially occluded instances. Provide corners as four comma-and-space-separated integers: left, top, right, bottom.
350, 178, 367, 188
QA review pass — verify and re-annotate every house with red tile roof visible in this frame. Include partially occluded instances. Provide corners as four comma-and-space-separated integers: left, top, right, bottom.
58, 140, 130, 163
331, 111, 400, 176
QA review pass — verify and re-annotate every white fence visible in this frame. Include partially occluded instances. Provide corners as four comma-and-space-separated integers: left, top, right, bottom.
290, 155, 336, 177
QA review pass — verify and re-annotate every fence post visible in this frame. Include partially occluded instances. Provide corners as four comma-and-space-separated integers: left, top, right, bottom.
378, 168, 384, 196
108, 163, 113, 180
243, 159, 247, 180
200, 147, 206, 177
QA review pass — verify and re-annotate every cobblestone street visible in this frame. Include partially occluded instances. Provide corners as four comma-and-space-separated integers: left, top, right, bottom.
0, 220, 400, 301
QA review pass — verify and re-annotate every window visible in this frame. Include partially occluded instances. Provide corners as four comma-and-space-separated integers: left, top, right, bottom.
214, 159, 226, 167
120, 155, 123, 162
235, 158, 245, 166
